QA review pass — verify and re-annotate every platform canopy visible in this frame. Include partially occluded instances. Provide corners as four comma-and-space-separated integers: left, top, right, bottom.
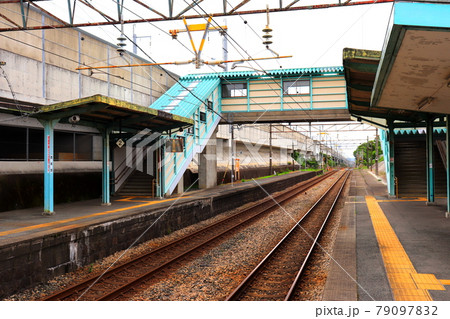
34, 94, 193, 133
343, 48, 427, 126
30, 94, 193, 214
371, 0, 450, 115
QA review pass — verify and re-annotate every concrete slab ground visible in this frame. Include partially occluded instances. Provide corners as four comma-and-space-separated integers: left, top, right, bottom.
323, 169, 450, 301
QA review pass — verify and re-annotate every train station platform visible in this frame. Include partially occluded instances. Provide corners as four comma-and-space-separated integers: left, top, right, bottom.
323, 169, 450, 301
0, 170, 318, 298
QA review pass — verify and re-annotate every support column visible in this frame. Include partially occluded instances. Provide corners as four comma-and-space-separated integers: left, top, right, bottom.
40, 119, 58, 215
174, 176, 184, 194
426, 117, 435, 204
102, 129, 111, 206
388, 121, 396, 198
199, 129, 217, 189
446, 116, 450, 217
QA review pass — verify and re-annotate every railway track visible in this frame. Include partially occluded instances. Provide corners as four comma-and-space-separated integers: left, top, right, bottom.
226, 170, 350, 301
42, 171, 337, 301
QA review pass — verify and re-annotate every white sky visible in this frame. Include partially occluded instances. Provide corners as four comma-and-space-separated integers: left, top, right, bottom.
71, 1, 393, 75
41, 1, 394, 159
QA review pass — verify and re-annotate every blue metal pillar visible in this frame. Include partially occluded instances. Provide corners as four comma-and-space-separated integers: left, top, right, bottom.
40, 119, 58, 215
446, 116, 450, 217
388, 120, 396, 197
426, 117, 435, 204
102, 129, 111, 206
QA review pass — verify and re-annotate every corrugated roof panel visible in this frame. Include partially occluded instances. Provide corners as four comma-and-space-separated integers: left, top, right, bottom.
180, 66, 344, 81
150, 77, 220, 118
179, 77, 220, 118
267, 66, 344, 76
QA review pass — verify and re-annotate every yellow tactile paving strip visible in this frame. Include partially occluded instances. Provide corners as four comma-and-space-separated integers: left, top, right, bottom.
365, 195, 439, 301
0, 196, 189, 237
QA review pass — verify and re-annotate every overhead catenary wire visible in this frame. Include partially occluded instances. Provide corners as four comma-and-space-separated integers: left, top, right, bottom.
182, 0, 382, 160
98, 0, 292, 128
0, 1, 225, 124
0, 2, 191, 89
183, 0, 317, 124
0, 64, 25, 117
104, 1, 331, 160
180, 1, 346, 159
0, 3, 202, 123
93, 0, 232, 125
2, 0, 384, 156
56, 0, 310, 125
97, 0, 353, 160
195, 0, 384, 139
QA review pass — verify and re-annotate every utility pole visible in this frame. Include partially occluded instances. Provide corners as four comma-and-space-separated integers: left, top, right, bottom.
230, 124, 234, 185
366, 136, 370, 170
269, 123, 273, 175
375, 130, 379, 175
292, 140, 295, 171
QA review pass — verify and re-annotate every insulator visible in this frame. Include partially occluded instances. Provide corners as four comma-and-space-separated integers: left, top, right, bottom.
262, 34, 272, 39
262, 27, 272, 33
117, 42, 126, 47
117, 35, 126, 42
263, 40, 273, 45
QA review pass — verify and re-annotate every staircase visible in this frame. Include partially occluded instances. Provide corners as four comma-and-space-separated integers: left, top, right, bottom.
116, 170, 154, 197
114, 75, 222, 197
150, 75, 222, 196
436, 140, 447, 170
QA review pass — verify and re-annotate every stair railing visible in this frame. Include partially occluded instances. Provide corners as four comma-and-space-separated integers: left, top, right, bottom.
114, 146, 147, 192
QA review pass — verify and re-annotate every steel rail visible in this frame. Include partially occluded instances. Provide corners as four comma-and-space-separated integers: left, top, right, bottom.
285, 169, 350, 300
97, 171, 336, 301
225, 170, 350, 301
42, 171, 335, 301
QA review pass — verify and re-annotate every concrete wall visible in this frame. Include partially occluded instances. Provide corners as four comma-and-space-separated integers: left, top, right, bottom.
0, 3, 178, 108
0, 171, 318, 298
188, 124, 332, 170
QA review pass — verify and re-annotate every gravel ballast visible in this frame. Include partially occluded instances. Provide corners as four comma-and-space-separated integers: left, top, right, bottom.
4, 171, 347, 301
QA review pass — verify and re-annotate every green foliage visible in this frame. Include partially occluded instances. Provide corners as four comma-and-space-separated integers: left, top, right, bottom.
306, 157, 319, 169
353, 139, 382, 168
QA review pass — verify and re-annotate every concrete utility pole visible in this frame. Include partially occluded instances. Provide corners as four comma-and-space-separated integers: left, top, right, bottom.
269, 123, 273, 175
292, 140, 295, 171
230, 124, 234, 185
366, 136, 370, 170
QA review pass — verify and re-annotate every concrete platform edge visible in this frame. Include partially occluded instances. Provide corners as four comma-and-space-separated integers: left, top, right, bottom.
0, 171, 318, 298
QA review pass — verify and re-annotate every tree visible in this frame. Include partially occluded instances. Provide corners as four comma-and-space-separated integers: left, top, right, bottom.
307, 158, 319, 169
353, 139, 383, 168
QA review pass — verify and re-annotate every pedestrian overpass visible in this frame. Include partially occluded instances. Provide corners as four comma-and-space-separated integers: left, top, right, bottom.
34, 66, 349, 214
149, 66, 348, 196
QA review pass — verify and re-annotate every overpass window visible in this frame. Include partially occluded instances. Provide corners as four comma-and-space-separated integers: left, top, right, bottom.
222, 83, 247, 97
199, 111, 206, 122
283, 80, 310, 95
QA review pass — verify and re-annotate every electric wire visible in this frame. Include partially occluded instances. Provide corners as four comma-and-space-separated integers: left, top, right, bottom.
111, 0, 307, 127
2, 1, 385, 155
225, 0, 282, 67
0, 3, 186, 98
183, 0, 317, 124
0, 64, 25, 117
185, 0, 382, 158
0, 4, 186, 123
